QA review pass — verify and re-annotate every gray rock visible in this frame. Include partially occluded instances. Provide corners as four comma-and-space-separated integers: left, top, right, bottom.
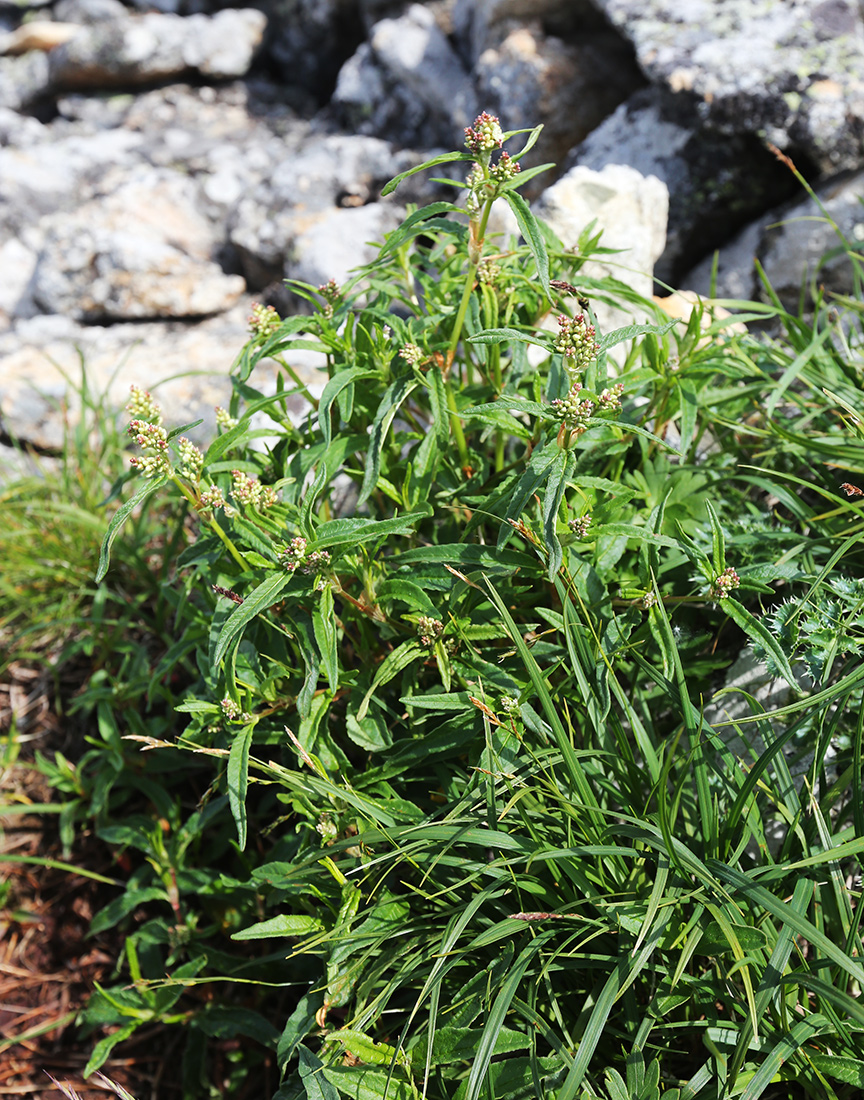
53, 0, 128, 24
334, 4, 476, 147
0, 51, 50, 110
47, 9, 267, 91
569, 87, 803, 283
687, 169, 864, 308
535, 163, 669, 339
0, 126, 145, 236
592, 0, 864, 174
0, 238, 39, 327
0, 301, 300, 452
286, 201, 406, 291
32, 169, 244, 321
229, 134, 400, 287
475, 24, 644, 195
267, 0, 363, 100
452, 0, 603, 65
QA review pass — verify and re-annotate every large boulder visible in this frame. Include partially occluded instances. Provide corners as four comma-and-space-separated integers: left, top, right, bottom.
567, 86, 802, 283
47, 9, 267, 91
333, 4, 477, 147
686, 169, 864, 309
475, 23, 644, 191
591, 0, 864, 174
32, 169, 244, 321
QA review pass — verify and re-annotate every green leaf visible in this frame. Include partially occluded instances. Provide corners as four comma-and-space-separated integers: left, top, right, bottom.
467, 327, 551, 349
322, 1066, 415, 1100
598, 319, 679, 353
503, 189, 551, 299
318, 368, 378, 447
313, 585, 339, 693
381, 151, 473, 197
378, 201, 466, 255
721, 598, 798, 687
413, 1025, 530, 1067
808, 1055, 864, 1088
96, 475, 168, 582
693, 921, 767, 955
84, 1020, 140, 1076
312, 513, 428, 550
212, 572, 293, 669
542, 448, 573, 578
357, 641, 424, 720
278, 989, 325, 1071
358, 377, 418, 507
227, 722, 253, 850
299, 1045, 341, 1100
232, 914, 327, 941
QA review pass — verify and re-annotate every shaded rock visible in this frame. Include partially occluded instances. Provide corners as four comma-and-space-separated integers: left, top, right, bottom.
687, 169, 864, 308
0, 50, 50, 110
0, 238, 39, 327
475, 23, 644, 194
267, 0, 364, 101
452, 0, 605, 65
47, 9, 267, 91
53, 0, 130, 22
592, 0, 864, 174
568, 86, 803, 283
333, 4, 476, 147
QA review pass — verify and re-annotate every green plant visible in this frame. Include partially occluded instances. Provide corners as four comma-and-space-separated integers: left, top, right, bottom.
75, 116, 864, 1099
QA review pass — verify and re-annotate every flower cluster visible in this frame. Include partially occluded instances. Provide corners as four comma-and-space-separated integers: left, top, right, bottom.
400, 343, 424, 366
489, 150, 520, 184
598, 383, 624, 413
711, 566, 741, 600
199, 484, 229, 512
231, 470, 277, 509
318, 279, 341, 319
555, 314, 599, 374
128, 418, 171, 478
551, 383, 595, 435
464, 112, 503, 156
641, 592, 657, 609
499, 695, 520, 717
247, 301, 281, 338
220, 697, 250, 722
303, 550, 331, 575
176, 437, 203, 481
568, 514, 592, 538
279, 536, 307, 572
126, 384, 162, 425
417, 616, 444, 647
215, 406, 238, 431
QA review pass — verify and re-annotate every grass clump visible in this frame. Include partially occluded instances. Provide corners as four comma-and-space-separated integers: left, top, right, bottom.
5, 118, 864, 1099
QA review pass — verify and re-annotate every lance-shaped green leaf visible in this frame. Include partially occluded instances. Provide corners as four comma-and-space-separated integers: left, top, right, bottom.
357, 641, 424, 720
381, 151, 474, 197
96, 475, 168, 582
227, 722, 253, 850
378, 201, 466, 255
358, 376, 418, 506
212, 572, 293, 669
318, 368, 378, 447
503, 189, 550, 300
